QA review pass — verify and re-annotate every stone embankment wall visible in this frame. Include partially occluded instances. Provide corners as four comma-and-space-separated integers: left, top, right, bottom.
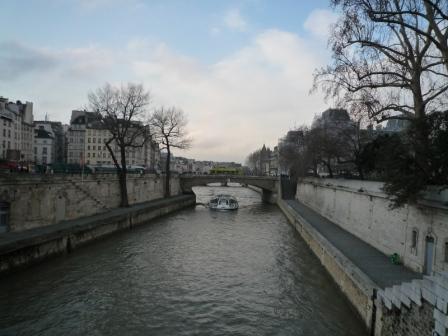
375, 271, 448, 336
296, 178, 448, 274
0, 195, 196, 275
277, 198, 376, 331
0, 174, 181, 232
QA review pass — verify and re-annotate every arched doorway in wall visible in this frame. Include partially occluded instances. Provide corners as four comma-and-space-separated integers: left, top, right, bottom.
0, 201, 10, 233
424, 236, 435, 275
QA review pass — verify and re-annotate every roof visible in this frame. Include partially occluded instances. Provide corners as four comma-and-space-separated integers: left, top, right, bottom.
34, 129, 54, 139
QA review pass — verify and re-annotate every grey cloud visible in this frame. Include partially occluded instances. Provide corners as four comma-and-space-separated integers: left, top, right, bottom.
0, 41, 58, 81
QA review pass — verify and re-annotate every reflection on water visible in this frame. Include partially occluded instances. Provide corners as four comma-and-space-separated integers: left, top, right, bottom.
0, 186, 367, 336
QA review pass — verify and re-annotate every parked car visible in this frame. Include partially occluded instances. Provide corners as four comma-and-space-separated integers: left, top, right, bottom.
0, 160, 20, 172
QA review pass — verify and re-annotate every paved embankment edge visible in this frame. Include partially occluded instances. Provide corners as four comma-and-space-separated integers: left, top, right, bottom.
246, 185, 262, 194
0, 194, 196, 275
277, 198, 378, 331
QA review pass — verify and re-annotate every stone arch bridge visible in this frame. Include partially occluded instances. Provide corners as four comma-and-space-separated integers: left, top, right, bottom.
179, 175, 279, 203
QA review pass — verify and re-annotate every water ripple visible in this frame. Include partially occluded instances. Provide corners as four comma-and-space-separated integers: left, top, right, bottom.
0, 186, 367, 336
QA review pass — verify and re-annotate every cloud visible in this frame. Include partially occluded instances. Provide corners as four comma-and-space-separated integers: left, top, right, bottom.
223, 8, 248, 31
133, 29, 329, 161
0, 28, 330, 162
304, 9, 338, 39
0, 41, 58, 80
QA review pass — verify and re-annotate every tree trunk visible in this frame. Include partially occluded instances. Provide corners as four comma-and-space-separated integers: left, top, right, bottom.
119, 146, 129, 207
326, 159, 333, 178
164, 146, 171, 198
357, 164, 364, 180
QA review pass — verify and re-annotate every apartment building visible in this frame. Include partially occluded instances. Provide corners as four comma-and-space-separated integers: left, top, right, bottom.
67, 110, 159, 170
34, 127, 54, 165
0, 97, 34, 162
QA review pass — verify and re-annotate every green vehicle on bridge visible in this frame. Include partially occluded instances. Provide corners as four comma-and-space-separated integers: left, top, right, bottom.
209, 167, 243, 175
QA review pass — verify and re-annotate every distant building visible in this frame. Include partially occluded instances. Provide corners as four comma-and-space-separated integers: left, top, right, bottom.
163, 156, 243, 175
0, 97, 34, 162
34, 120, 66, 164
66, 110, 159, 169
312, 108, 353, 131
34, 127, 54, 165
269, 146, 279, 176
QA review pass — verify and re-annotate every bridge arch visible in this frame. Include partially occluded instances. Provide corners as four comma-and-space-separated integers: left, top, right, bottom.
179, 175, 279, 203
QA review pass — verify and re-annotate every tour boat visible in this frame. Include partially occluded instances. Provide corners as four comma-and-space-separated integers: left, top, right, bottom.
208, 194, 239, 210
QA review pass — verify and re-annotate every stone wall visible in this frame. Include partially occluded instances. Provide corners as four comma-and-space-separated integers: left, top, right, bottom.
296, 178, 448, 274
376, 272, 448, 336
0, 195, 196, 274
0, 173, 181, 232
277, 198, 375, 331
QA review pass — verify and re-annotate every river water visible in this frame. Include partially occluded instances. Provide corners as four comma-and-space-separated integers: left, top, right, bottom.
0, 186, 367, 336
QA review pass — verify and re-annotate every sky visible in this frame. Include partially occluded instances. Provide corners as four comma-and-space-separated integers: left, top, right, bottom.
0, 0, 338, 163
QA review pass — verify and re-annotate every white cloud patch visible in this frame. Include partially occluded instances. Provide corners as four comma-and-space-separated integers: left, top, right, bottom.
304, 9, 338, 40
133, 29, 329, 161
223, 8, 248, 31
0, 29, 330, 162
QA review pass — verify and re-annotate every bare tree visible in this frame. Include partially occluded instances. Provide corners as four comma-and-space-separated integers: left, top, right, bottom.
278, 126, 309, 180
346, 0, 448, 71
315, 0, 448, 125
149, 107, 191, 198
314, 0, 448, 180
246, 149, 262, 175
88, 83, 151, 207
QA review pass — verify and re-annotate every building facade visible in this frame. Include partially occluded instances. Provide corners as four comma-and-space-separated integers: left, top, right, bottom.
34, 126, 54, 165
0, 97, 34, 162
66, 110, 159, 170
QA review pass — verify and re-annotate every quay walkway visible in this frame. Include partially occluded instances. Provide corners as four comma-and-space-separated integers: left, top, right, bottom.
285, 199, 420, 289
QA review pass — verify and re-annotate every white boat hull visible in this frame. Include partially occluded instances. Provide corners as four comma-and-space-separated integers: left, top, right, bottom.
208, 194, 239, 210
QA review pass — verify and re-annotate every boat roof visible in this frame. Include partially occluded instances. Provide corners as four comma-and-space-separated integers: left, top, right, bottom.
211, 194, 237, 199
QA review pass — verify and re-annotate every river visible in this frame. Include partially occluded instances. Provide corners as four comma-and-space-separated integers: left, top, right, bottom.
0, 186, 367, 335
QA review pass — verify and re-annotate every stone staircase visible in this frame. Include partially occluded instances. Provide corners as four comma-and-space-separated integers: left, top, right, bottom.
377, 271, 448, 336
69, 181, 109, 210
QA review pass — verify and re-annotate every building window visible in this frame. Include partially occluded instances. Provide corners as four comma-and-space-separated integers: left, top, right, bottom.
88, 138, 91, 143
411, 229, 419, 255
412, 230, 418, 248
93, 146, 96, 150
43, 147, 47, 154
87, 146, 90, 150
87, 153, 90, 158
93, 153, 96, 158
93, 138, 96, 143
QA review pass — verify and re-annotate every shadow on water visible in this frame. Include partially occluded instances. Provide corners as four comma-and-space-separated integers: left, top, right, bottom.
0, 186, 367, 336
